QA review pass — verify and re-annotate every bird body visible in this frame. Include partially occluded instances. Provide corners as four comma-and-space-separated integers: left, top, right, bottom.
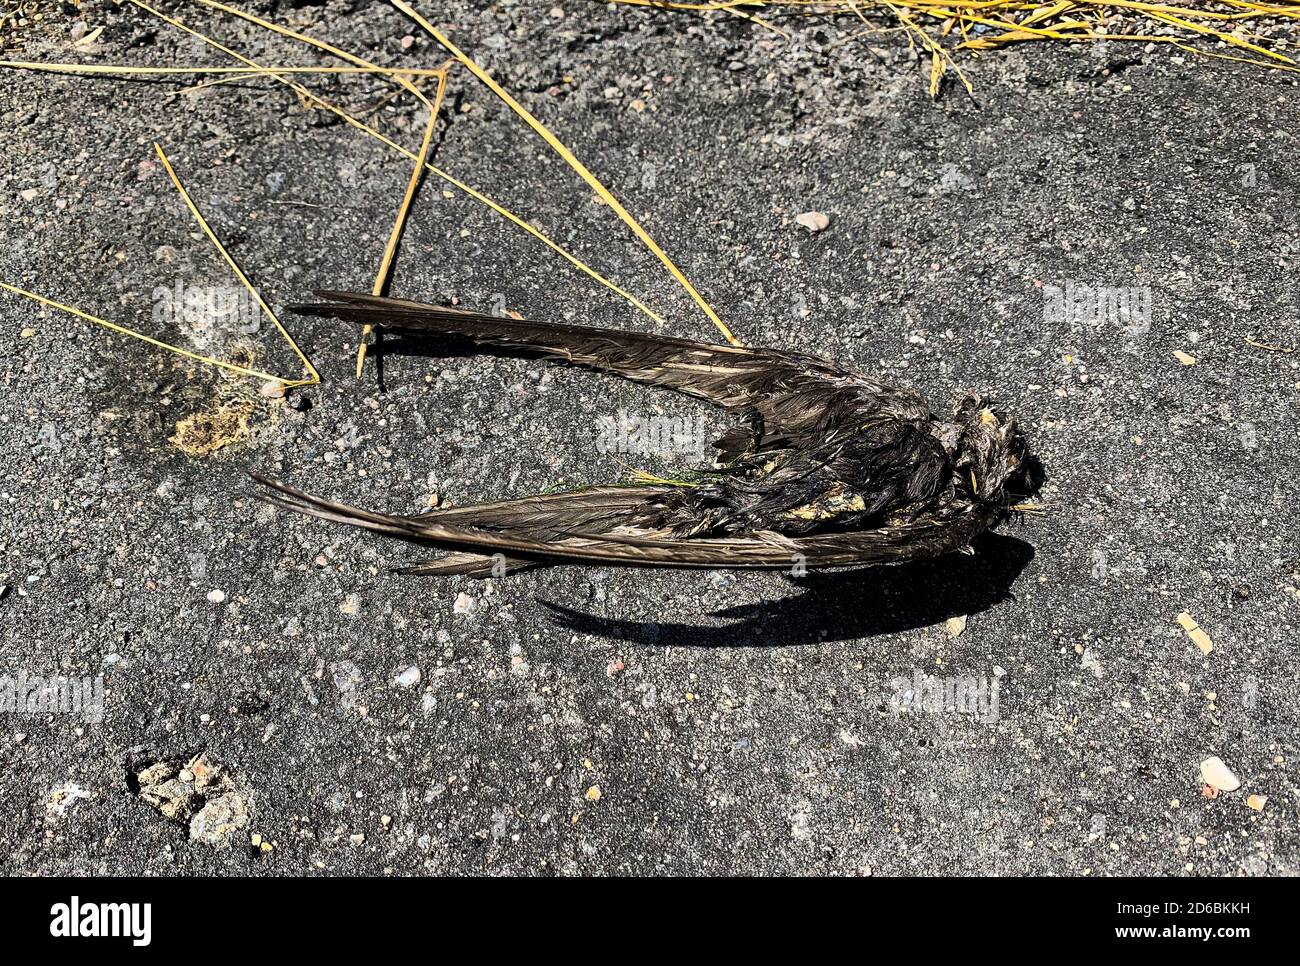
256, 293, 1037, 577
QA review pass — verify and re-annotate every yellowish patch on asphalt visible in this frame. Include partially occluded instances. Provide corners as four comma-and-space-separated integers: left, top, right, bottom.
169, 343, 279, 457
170, 400, 255, 458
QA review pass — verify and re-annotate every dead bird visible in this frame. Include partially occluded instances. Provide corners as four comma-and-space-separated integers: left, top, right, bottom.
255, 292, 1040, 577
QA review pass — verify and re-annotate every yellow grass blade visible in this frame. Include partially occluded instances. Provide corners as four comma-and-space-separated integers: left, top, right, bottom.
724, 6, 793, 36
1146, 8, 1295, 64
600, 0, 1300, 84
192, 0, 456, 378
153, 143, 320, 386
929, 47, 944, 95
0, 282, 301, 385
191, 1, 451, 377
358, 67, 450, 378
0, 60, 449, 77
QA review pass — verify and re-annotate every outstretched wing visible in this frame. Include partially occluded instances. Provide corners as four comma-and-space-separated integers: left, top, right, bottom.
290, 292, 932, 454
253, 474, 996, 573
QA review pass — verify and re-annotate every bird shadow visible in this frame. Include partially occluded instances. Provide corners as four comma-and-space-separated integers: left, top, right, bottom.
370, 332, 548, 392
541, 532, 1036, 648
375, 332, 595, 365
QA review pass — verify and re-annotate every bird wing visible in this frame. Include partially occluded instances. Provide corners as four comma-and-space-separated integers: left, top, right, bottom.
290, 291, 931, 452
254, 474, 994, 571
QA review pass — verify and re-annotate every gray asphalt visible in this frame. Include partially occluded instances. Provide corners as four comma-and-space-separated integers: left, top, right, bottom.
1, 0, 1297, 875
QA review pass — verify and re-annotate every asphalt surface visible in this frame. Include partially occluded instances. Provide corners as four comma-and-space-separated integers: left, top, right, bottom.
1, 0, 1298, 875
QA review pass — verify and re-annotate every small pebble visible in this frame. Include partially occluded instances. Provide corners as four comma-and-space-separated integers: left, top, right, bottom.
795, 211, 830, 232
1200, 756, 1240, 792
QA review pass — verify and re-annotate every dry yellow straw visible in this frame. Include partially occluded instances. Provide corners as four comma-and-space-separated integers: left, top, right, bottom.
724, 6, 793, 35
0, 60, 447, 77
151, 143, 319, 386
0, 145, 318, 388
357, 66, 450, 378
390, 0, 742, 346
869, 0, 973, 96
600, 0, 1300, 79
0, 281, 298, 384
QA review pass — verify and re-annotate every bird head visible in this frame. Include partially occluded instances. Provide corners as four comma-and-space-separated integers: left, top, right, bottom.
932, 394, 1040, 509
